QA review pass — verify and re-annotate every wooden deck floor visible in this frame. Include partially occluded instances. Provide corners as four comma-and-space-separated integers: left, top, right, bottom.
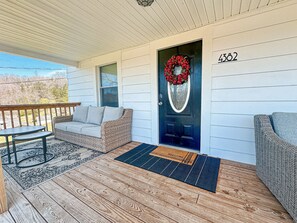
0, 142, 294, 223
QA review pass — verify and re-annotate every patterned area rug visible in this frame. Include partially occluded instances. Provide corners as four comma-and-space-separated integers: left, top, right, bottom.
1, 139, 102, 190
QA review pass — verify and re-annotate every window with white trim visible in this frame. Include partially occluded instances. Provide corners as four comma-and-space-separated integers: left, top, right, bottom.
98, 63, 118, 107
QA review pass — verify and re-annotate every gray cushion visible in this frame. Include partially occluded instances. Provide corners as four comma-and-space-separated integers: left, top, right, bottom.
81, 126, 102, 138
55, 121, 96, 134
67, 123, 97, 134
102, 106, 124, 123
86, 106, 105, 125
272, 112, 297, 146
73, 106, 89, 123
55, 122, 73, 131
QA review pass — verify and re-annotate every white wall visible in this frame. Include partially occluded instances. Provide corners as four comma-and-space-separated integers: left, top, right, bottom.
209, 1, 297, 164
122, 44, 152, 144
68, 1, 297, 164
67, 67, 97, 105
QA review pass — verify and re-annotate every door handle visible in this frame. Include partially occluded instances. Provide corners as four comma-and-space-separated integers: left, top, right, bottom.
158, 102, 163, 106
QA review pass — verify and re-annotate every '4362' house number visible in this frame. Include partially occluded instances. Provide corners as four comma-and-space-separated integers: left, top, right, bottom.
218, 52, 238, 63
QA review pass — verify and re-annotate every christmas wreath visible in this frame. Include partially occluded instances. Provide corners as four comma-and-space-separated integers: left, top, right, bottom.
164, 55, 190, 85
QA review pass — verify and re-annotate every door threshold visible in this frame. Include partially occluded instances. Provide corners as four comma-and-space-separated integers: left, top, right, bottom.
158, 144, 200, 154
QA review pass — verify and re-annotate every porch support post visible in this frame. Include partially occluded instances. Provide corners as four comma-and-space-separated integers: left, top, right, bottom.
0, 159, 8, 214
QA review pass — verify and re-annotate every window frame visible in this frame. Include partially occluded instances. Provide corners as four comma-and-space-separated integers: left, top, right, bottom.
96, 63, 119, 107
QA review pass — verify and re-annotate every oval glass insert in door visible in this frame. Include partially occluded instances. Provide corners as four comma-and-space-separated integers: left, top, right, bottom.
167, 65, 191, 113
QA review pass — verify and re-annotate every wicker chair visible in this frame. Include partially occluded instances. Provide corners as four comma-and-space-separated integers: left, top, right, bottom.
254, 115, 296, 221
53, 109, 133, 153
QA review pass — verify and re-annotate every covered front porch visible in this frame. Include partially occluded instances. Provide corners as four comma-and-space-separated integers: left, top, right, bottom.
0, 0, 296, 222
1, 0, 296, 164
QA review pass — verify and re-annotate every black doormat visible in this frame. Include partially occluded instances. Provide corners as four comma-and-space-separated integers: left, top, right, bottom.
115, 143, 221, 193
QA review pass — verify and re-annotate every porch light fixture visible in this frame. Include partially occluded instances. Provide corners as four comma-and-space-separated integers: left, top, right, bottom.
137, 0, 154, 7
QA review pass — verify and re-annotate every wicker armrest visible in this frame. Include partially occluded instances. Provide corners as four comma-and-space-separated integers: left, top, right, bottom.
254, 115, 297, 221
255, 115, 297, 153
259, 127, 297, 220
261, 127, 297, 155
53, 115, 73, 124
101, 109, 133, 151
254, 115, 274, 131
255, 115, 297, 167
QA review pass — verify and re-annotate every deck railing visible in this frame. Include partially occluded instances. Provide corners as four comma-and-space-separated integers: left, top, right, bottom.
0, 102, 81, 132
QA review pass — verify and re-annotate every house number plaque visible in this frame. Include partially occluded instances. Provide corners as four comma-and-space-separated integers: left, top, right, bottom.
218, 52, 238, 63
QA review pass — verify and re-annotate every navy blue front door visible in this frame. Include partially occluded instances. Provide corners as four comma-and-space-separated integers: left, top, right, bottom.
158, 41, 202, 150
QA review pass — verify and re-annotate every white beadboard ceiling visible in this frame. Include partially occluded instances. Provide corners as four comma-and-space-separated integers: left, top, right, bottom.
0, 0, 287, 66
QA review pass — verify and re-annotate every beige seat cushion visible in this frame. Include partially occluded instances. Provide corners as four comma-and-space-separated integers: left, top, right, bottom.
55, 121, 97, 135
67, 123, 98, 134
81, 126, 102, 138
55, 122, 81, 131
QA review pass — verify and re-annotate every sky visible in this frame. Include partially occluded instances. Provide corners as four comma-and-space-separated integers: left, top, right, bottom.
0, 52, 67, 77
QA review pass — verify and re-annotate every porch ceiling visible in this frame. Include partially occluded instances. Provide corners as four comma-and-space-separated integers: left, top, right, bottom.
0, 0, 286, 66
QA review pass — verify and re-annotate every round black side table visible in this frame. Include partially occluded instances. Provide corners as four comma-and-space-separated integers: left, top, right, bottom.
13, 131, 54, 168
0, 126, 45, 165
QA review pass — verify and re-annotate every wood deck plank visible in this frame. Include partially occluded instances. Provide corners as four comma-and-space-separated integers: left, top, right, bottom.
101, 145, 293, 221
5, 177, 46, 223
217, 177, 273, 197
0, 211, 15, 223
0, 142, 294, 223
76, 165, 209, 223
216, 184, 286, 211
97, 154, 291, 222
198, 193, 292, 222
219, 171, 268, 189
39, 180, 111, 223
99, 157, 202, 201
93, 157, 290, 223
221, 159, 256, 171
53, 175, 144, 223
220, 167, 262, 181
64, 169, 175, 223
23, 186, 78, 223
81, 161, 242, 223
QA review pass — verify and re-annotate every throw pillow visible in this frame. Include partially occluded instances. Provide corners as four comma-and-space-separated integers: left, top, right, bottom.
72, 106, 89, 123
102, 106, 124, 123
86, 106, 105, 125
272, 112, 297, 146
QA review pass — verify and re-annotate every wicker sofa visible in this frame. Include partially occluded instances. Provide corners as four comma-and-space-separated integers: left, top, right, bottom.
254, 115, 296, 221
53, 108, 133, 153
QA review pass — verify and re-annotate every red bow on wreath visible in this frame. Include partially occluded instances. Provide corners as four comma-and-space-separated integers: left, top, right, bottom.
164, 55, 190, 85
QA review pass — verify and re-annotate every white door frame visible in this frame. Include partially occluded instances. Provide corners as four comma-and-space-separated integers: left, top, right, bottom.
150, 25, 213, 155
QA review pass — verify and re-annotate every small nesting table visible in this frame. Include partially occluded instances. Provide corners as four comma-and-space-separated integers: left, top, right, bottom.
13, 131, 54, 168
0, 126, 45, 165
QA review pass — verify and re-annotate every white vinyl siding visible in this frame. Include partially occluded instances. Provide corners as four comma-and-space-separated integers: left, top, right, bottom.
67, 67, 97, 106
122, 45, 152, 144
209, 3, 297, 164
